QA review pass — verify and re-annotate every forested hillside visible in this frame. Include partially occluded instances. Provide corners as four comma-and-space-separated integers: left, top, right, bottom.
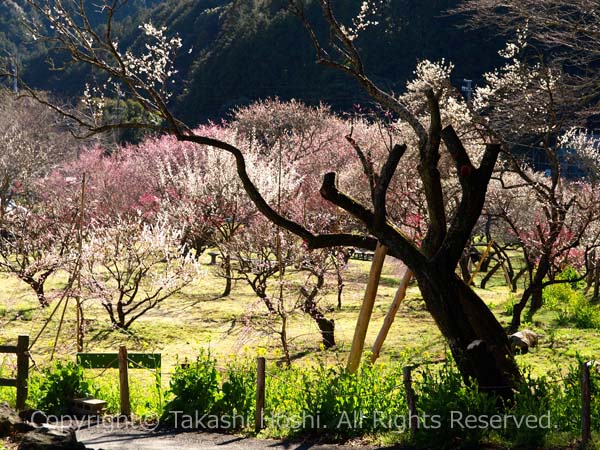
1, 0, 505, 124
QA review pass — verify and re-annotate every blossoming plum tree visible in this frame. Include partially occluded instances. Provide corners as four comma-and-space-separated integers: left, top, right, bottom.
81, 217, 198, 330
0, 187, 76, 307
470, 34, 600, 330
12, 0, 550, 396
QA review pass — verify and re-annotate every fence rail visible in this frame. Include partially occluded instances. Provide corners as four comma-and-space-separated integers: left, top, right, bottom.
0, 335, 29, 410
77, 348, 161, 417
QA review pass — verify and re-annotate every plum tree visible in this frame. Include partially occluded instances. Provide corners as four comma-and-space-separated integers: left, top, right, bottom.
10, 0, 534, 396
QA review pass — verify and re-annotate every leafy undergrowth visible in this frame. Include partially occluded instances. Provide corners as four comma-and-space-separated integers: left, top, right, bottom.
4, 259, 600, 448
18, 350, 600, 449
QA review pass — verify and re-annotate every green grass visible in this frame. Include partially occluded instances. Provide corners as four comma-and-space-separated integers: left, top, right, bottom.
0, 255, 444, 369
1, 252, 600, 413
4, 252, 600, 449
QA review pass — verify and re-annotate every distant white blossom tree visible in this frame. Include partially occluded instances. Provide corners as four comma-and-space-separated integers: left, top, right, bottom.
81, 217, 198, 329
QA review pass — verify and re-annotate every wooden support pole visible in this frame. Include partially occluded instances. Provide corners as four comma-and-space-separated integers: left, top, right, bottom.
118, 346, 131, 417
403, 365, 418, 434
15, 335, 29, 411
500, 260, 513, 290
582, 361, 591, 445
76, 173, 87, 353
346, 242, 387, 373
371, 268, 413, 363
467, 240, 494, 286
255, 356, 266, 433
50, 297, 69, 362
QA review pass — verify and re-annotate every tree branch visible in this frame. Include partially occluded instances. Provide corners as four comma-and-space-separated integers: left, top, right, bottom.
373, 143, 407, 228
178, 134, 377, 253
436, 127, 501, 268
320, 172, 427, 271
419, 90, 446, 255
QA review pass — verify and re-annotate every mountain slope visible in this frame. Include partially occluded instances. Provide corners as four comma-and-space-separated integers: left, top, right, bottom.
1, 0, 505, 124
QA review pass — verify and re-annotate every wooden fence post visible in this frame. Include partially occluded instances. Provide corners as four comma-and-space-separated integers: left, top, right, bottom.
403, 365, 418, 434
255, 357, 266, 433
582, 361, 591, 445
118, 346, 131, 417
15, 335, 29, 411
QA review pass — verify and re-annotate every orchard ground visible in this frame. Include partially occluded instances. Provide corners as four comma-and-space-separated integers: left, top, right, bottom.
2, 251, 600, 448
0, 251, 597, 381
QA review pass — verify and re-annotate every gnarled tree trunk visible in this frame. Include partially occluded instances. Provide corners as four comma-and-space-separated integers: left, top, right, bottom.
417, 268, 519, 397
222, 254, 232, 297
299, 272, 336, 349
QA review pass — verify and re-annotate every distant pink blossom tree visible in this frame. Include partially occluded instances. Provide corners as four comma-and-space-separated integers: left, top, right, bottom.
0, 176, 80, 306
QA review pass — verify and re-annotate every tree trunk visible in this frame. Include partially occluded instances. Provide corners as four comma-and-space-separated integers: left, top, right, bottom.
594, 262, 600, 301
299, 282, 336, 349
585, 251, 595, 294
510, 286, 531, 333
512, 255, 549, 330
222, 255, 232, 297
22, 276, 49, 307
337, 271, 344, 310
316, 317, 336, 349
117, 302, 126, 329
480, 261, 501, 289
417, 268, 520, 398
526, 285, 544, 321
280, 314, 291, 367
33, 281, 48, 308
511, 267, 528, 293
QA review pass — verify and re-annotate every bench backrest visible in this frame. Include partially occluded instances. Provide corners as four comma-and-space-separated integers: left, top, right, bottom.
76, 352, 161, 370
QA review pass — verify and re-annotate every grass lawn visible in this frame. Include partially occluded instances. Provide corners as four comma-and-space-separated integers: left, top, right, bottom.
3, 252, 600, 449
0, 251, 598, 381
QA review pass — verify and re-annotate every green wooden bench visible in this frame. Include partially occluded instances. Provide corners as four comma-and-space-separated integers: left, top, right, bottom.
77, 352, 161, 370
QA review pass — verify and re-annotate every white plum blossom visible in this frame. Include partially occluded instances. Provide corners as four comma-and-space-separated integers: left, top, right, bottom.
559, 128, 600, 178
339, 0, 382, 41
81, 217, 199, 329
121, 23, 182, 98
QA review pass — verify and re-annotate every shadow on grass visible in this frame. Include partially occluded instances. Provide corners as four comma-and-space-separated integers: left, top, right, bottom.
187, 294, 226, 309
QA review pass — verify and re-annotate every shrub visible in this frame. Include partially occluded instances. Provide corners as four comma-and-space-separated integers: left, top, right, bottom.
543, 281, 579, 310
561, 291, 599, 328
124, 351, 600, 444
413, 362, 497, 449
162, 350, 222, 425
29, 361, 93, 415
557, 266, 586, 290
215, 359, 256, 424
501, 370, 555, 447
264, 359, 407, 439
544, 272, 600, 328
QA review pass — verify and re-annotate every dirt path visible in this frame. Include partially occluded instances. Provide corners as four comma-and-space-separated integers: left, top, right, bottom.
77, 425, 403, 450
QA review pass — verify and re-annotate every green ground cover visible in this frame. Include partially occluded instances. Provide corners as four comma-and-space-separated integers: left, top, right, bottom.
2, 252, 600, 448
